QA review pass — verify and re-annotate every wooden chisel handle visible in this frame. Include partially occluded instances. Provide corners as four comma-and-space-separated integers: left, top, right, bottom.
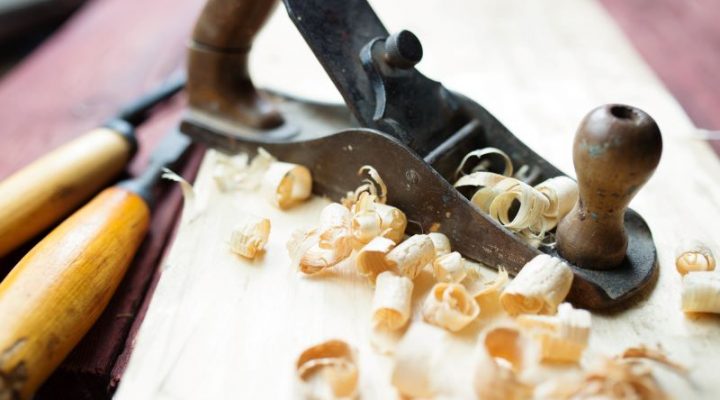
0, 186, 149, 399
0, 127, 134, 258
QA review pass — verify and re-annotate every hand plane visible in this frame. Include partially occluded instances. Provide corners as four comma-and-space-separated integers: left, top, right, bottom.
181, 0, 662, 309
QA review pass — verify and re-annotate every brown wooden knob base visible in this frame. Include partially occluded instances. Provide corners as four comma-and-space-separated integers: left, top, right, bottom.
557, 203, 628, 269
556, 104, 661, 270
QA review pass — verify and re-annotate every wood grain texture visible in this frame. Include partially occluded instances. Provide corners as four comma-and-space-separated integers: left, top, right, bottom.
116, 0, 720, 398
0, 128, 132, 258
0, 187, 149, 399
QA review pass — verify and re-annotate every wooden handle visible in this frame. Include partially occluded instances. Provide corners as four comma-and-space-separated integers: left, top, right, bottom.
192, 0, 278, 49
0, 128, 133, 258
0, 186, 150, 399
187, 0, 283, 129
557, 105, 662, 269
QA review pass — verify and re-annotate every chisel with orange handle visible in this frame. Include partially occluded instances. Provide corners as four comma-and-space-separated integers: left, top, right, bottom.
0, 74, 184, 259
0, 129, 192, 399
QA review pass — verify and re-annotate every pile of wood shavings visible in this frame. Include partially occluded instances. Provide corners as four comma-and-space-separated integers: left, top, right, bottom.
278, 164, 685, 399
454, 147, 578, 247
163, 153, 689, 399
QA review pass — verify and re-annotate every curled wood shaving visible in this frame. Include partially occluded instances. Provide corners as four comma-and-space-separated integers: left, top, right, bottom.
487, 178, 549, 235
466, 268, 509, 313
229, 215, 270, 259
455, 171, 550, 242
534, 176, 578, 231
296, 340, 358, 400
349, 209, 381, 244
212, 148, 276, 191
516, 303, 591, 364
372, 271, 413, 331
454, 147, 514, 179
355, 236, 395, 284
262, 161, 312, 209
288, 228, 320, 271
454, 170, 507, 194
358, 165, 387, 204
432, 251, 467, 283
369, 271, 413, 355
350, 193, 406, 244
391, 322, 447, 398
343, 166, 387, 207
681, 271, 720, 313
428, 232, 451, 257
386, 234, 435, 279
161, 168, 204, 222
422, 282, 480, 332
290, 204, 353, 275
317, 204, 353, 250
212, 152, 249, 191
620, 345, 687, 374
536, 346, 685, 399
500, 254, 574, 315
473, 327, 534, 400
454, 153, 578, 244
534, 357, 669, 400
676, 243, 716, 275
462, 259, 487, 283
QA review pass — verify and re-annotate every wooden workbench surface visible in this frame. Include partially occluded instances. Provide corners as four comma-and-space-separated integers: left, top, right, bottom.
115, 0, 720, 398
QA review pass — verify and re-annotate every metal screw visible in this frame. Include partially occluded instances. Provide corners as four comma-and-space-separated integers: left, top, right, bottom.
384, 30, 423, 69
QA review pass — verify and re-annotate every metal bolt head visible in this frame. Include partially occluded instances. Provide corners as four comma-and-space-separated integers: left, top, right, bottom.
384, 30, 423, 69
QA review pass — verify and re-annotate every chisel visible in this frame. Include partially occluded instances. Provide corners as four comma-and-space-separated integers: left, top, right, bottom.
0, 74, 184, 258
0, 128, 192, 399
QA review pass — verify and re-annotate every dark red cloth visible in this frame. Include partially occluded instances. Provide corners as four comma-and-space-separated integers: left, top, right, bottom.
601, 0, 720, 155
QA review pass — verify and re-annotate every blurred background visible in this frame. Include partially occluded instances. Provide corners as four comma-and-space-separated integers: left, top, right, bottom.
0, 0, 85, 73
1, 0, 718, 151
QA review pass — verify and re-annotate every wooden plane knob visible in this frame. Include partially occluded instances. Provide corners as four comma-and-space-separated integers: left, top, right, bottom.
556, 104, 662, 270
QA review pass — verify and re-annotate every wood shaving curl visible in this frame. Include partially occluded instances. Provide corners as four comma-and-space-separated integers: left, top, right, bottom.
516, 303, 591, 364
289, 204, 353, 275
500, 254, 573, 316
453, 148, 579, 245
229, 215, 270, 259
355, 237, 395, 284
456, 172, 549, 243
428, 232, 451, 257
454, 147, 514, 179
432, 251, 467, 283
534, 176, 578, 231
473, 327, 534, 400
343, 165, 387, 207
212, 148, 275, 191
296, 340, 358, 400
422, 282, 480, 332
350, 192, 406, 244
385, 234, 435, 279
676, 242, 716, 275
534, 357, 669, 400
161, 168, 204, 223
372, 271, 413, 331
262, 161, 312, 210
681, 271, 720, 314
465, 268, 509, 314
620, 345, 687, 374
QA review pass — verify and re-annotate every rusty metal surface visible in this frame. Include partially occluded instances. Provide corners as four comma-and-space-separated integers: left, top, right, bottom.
181, 0, 659, 309
183, 93, 659, 310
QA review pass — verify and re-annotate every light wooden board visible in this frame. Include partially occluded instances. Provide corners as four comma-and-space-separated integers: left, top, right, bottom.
116, 0, 720, 398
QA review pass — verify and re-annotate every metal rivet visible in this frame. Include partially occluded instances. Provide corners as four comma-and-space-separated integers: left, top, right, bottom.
384, 30, 423, 69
